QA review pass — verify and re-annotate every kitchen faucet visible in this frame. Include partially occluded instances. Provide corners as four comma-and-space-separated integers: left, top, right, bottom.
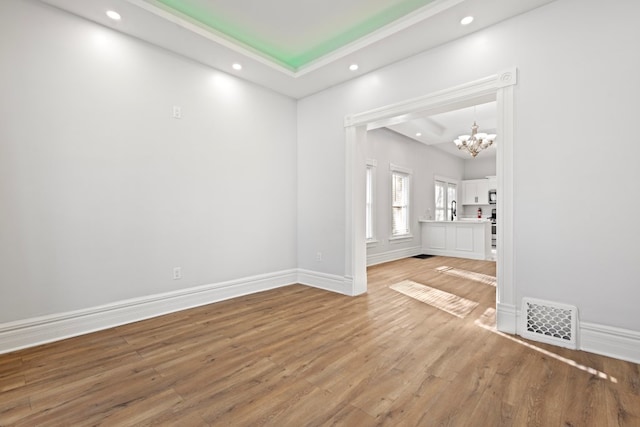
451, 200, 457, 221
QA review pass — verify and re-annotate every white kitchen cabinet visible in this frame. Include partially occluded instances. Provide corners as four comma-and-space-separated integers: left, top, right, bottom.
419, 220, 492, 260
462, 179, 489, 205
487, 175, 497, 191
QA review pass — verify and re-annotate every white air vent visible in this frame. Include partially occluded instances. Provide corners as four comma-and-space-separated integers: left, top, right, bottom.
521, 298, 578, 349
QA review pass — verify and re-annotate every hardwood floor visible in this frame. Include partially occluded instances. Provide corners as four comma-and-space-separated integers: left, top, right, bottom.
1, 256, 639, 426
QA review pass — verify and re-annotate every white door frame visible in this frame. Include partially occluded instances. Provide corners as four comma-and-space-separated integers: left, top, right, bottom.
343, 67, 518, 334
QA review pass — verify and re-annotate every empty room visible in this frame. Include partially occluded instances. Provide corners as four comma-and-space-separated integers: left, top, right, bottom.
1, 0, 639, 425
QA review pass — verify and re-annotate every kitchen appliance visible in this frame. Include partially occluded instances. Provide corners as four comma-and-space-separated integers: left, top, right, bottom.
490, 208, 497, 247
488, 189, 497, 204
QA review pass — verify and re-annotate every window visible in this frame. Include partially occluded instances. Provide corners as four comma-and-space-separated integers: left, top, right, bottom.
392, 172, 409, 235
365, 160, 377, 241
435, 177, 457, 221
390, 164, 412, 237
447, 183, 457, 220
435, 181, 445, 221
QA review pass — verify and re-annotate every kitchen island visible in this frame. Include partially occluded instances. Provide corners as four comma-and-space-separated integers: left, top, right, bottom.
419, 219, 492, 260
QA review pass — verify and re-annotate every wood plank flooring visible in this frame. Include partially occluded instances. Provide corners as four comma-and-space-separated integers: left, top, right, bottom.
1, 256, 639, 426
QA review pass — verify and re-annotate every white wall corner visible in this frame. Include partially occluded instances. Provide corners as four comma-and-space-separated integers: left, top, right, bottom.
496, 302, 518, 334
580, 322, 640, 364
0, 269, 297, 355
297, 269, 353, 296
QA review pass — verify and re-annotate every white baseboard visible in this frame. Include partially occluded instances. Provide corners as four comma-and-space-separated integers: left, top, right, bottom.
5, 271, 639, 365
579, 322, 640, 364
297, 269, 352, 295
367, 246, 422, 266
0, 269, 297, 355
496, 302, 517, 334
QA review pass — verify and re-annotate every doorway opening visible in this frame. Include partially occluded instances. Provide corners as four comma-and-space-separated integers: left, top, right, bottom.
344, 68, 518, 334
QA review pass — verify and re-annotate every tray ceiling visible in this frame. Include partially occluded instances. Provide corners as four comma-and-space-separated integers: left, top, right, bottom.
153, 0, 437, 69
39, 0, 555, 98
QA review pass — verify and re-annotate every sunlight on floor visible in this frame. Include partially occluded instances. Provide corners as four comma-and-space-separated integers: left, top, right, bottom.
435, 266, 496, 287
475, 308, 618, 383
390, 267, 618, 384
390, 280, 478, 318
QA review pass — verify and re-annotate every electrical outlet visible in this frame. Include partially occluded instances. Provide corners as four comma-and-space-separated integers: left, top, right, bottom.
172, 267, 182, 280
316, 251, 322, 262
172, 105, 182, 119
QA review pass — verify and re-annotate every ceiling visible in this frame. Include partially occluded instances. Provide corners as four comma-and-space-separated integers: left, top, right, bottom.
388, 101, 497, 159
150, 0, 439, 70
40, 0, 555, 99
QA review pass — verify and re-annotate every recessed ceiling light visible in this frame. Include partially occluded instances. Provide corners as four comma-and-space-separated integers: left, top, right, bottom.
349, 64, 359, 71
232, 63, 243, 71
460, 16, 474, 26
106, 10, 121, 21
416, 132, 422, 137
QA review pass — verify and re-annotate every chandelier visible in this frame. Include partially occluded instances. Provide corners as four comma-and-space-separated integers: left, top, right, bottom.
453, 121, 496, 158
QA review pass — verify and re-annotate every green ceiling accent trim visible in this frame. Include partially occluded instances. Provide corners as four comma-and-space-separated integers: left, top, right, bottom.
154, 0, 435, 69
292, 0, 436, 68
154, 0, 293, 68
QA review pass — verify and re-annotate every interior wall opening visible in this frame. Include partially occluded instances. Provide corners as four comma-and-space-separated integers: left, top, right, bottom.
344, 68, 517, 333
364, 99, 498, 267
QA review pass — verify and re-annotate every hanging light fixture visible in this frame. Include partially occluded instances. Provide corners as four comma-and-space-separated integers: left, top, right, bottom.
453, 107, 496, 157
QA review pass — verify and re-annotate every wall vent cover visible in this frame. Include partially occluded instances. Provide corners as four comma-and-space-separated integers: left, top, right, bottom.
521, 298, 578, 349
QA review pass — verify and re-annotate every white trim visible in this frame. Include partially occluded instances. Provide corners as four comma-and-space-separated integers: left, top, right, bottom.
0, 268, 361, 354
434, 174, 458, 185
496, 302, 517, 334
127, 0, 465, 77
580, 322, 640, 364
496, 80, 516, 328
388, 234, 414, 242
345, 125, 368, 296
344, 67, 518, 334
510, 306, 640, 364
296, 0, 466, 75
389, 163, 413, 174
126, 0, 296, 74
4, 268, 638, 364
344, 68, 516, 128
0, 269, 297, 355
365, 161, 377, 242
297, 269, 352, 295
367, 246, 422, 266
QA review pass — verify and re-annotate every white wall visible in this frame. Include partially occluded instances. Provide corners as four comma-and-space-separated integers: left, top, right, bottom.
0, 0, 297, 323
298, 0, 640, 333
3, 0, 639, 357
463, 154, 496, 180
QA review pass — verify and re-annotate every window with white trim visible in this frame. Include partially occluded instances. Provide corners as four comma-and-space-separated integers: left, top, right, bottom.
390, 164, 412, 237
365, 160, 377, 241
435, 177, 457, 221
